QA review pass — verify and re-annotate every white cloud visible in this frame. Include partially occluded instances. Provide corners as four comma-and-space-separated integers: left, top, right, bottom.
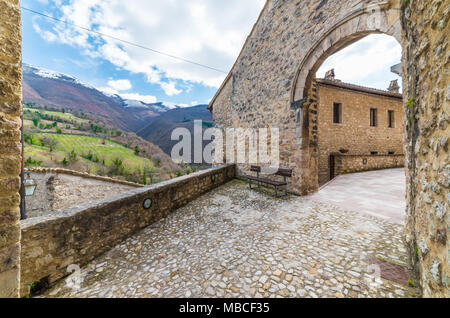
119, 93, 157, 104
161, 81, 182, 96
98, 86, 118, 96
107, 79, 132, 91
34, 0, 266, 89
317, 34, 402, 90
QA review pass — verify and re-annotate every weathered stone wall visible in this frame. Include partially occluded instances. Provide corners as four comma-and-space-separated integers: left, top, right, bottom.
317, 81, 404, 185
402, 0, 449, 298
334, 154, 405, 176
19, 165, 235, 296
25, 169, 141, 219
0, 0, 21, 298
210, 0, 403, 195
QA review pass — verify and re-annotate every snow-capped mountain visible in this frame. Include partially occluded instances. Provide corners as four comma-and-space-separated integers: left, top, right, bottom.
121, 100, 174, 113
24, 64, 176, 114
22, 63, 210, 135
22, 63, 162, 131
23, 64, 97, 90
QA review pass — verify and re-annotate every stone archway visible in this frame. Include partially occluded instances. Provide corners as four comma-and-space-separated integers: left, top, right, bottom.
290, 1, 403, 194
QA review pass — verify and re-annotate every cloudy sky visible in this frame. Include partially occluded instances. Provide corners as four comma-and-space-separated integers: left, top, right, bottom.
21, 0, 402, 106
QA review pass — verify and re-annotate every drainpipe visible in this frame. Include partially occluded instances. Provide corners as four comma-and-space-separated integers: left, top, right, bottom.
20, 104, 26, 220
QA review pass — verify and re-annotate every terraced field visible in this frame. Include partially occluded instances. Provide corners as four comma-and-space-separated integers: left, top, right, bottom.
24, 107, 90, 123
26, 134, 156, 174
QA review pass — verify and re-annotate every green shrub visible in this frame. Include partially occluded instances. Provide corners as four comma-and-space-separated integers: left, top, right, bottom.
40, 136, 58, 152
68, 150, 78, 163
32, 117, 40, 127
82, 152, 94, 161
25, 157, 43, 167
109, 157, 124, 176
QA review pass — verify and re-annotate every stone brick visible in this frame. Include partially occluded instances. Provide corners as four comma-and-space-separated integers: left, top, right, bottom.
0, 242, 19, 273
0, 176, 21, 195
0, 193, 20, 209
0, 156, 22, 176
0, 206, 20, 224
0, 140, 21, 155
0, 268, 19, 298
0, 222, 20, 250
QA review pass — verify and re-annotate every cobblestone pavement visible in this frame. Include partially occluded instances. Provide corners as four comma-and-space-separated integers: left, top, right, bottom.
42, 180, 419, 298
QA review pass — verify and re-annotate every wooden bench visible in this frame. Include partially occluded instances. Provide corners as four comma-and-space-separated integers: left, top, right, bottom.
244, 166, 292, 197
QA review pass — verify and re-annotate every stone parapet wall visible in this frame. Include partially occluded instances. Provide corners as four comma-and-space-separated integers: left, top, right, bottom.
25, 170, 141, 219
25, 168, 143, 188
0, 0, 22, 298
334, 154, 405, 176
19, 165, 235, 296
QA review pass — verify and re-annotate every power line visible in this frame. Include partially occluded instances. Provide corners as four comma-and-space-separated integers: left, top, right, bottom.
21, 6, 228, 74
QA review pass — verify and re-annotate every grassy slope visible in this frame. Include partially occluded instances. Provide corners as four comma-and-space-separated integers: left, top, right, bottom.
33, 133, 155, 171
23, 107, 184, 184
25, 107, 90, 123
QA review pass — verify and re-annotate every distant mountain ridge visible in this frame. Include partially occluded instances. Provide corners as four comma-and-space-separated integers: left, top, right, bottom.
23, 64, 161, 131
22, 64, 213, 157
22, 64, 189, 132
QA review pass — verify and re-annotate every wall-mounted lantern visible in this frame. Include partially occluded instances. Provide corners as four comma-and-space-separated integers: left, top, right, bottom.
24, 172, 37, 196
211, 174, 217, 183
143, 198, 152, 209
363, 159, 368, 165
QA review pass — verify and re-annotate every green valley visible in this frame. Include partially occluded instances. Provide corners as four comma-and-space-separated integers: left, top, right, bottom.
23, 104, 185, 185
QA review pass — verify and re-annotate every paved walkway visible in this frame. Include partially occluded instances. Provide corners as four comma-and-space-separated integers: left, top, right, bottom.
307, 169, 406, 224
42, 179, 417, 298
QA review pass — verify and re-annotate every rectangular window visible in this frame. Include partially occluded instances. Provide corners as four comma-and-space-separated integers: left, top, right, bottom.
333, 103, 342, 124
371, 151, 379, 155
370, 108, 378, 127
388, 110, 395, 128
388, 151, 395, 155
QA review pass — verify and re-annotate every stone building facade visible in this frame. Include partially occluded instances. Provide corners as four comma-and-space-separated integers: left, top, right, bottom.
315, 76, 404, 185
209, 0, 448, 297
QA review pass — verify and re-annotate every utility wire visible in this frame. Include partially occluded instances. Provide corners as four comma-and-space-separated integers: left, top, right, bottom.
21, 6, 228, 74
